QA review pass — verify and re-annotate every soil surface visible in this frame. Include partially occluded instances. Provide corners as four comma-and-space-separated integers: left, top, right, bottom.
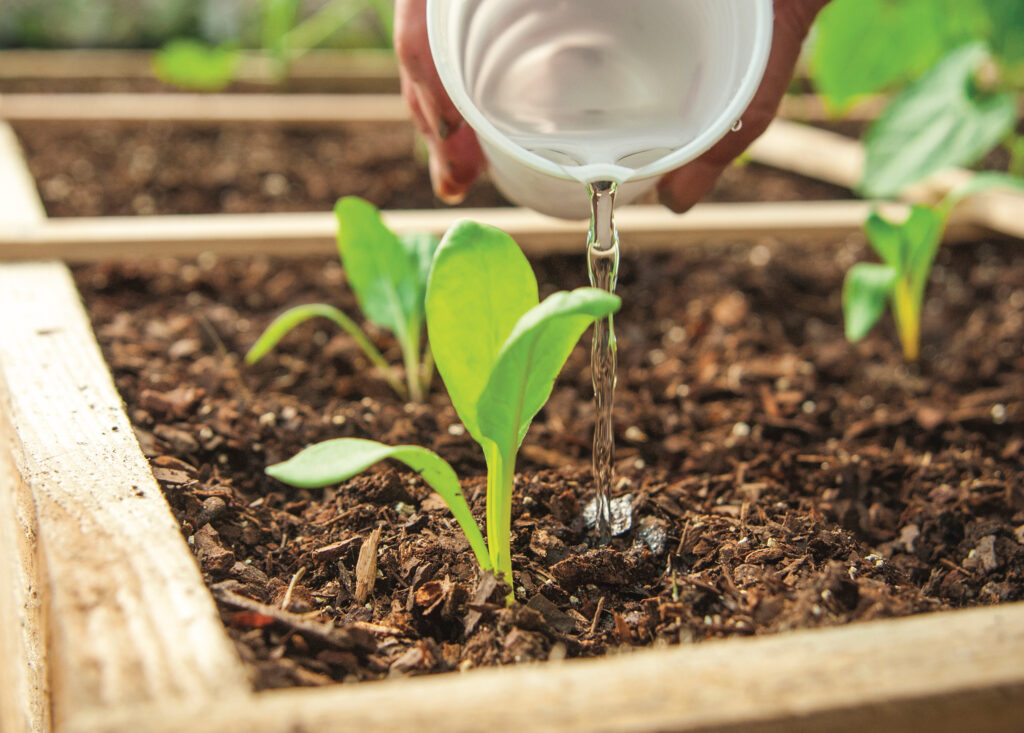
76, 232, 1024, 690
12, 120, 852, 218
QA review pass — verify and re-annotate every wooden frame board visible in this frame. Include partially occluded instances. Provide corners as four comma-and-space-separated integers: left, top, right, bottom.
0, 49, 400, 93
2, 104, 1024, 732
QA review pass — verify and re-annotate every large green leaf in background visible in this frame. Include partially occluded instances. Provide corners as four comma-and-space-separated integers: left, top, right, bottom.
982, 0, 1024, 67
861, 43, 1018, 198
811, 0, 988, 112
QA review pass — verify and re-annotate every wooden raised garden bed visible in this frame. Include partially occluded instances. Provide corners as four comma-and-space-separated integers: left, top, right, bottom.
1, 89, 1024, 733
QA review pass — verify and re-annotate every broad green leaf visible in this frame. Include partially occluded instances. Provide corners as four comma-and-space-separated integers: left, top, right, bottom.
811, 0, 987, 112
939, 171, 1024, 215
982, 0, 1024, 67
478, 288, 621, 456
152, 39, 239, 92
267, 438, 490, 570
425, 220, 538, 444
335, 197, 420, 344
843, 263, 898, 342
864, 211, 905, 268
862, 43, 1018, 198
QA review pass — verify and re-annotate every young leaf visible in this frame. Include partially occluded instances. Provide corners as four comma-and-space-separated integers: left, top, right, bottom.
478, 288, 621, 455
152, 39, 239, 92
862, 43, 1018, 198
863, 211, 906, 268
843, 262, 898, 342
335, 197, 421, 344
902, 206, 945, 298
244, 302, 386, 369
401, 231, 442, 302
267, 438, 491, 570
425, 219, 538, 443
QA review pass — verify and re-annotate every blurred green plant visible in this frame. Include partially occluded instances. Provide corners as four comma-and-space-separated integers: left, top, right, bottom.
842, 173, 1024, 362
153, 0, 393, 91
811, 0, 1023, 197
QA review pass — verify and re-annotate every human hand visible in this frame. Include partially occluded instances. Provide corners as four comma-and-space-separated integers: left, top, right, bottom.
395, 0, 831, 210
394, 0, 485, 204
657, 0, 832, 212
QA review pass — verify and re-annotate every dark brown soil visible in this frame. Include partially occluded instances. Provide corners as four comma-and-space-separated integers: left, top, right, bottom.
12, 120, 852, 218
75, 232, 1024, 689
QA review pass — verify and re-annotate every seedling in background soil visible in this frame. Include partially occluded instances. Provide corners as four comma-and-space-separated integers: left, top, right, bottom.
154, 0, 394, 90
843, 172, 1024, 362
267, 220, 621, 600
246, 197, 437, 402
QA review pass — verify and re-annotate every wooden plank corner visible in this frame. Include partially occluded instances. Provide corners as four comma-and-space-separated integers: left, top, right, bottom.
68, 601, 1024, 733
1, 118, 251, 730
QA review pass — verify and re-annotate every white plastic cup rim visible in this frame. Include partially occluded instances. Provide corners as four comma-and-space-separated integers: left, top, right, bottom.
427, 0, 775, 184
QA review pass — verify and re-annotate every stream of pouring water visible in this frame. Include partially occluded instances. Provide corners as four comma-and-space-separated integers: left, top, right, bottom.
586, 180, 619, 543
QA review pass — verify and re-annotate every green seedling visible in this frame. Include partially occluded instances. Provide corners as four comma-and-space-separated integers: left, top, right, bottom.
843, 172, 1024, 361
246, 197, 438, 402
267, 220, 621, 600
153, 0, 394, 91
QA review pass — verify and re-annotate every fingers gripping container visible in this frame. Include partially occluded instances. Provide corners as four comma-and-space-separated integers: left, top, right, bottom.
427, 0, 774, 219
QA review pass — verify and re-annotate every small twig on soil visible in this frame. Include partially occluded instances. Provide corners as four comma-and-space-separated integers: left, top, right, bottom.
281, 566, 307, 610
590, 596, 606, 636
213, 586, 375, 652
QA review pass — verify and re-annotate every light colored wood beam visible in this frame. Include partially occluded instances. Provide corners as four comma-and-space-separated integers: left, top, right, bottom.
748, 119, 1024, 240
68, 601, 1024, 733
0, 201, 990, 264
0, 119, 251, 728
0, 120, 50, 733
0, 92, 409, 123
0, 48, 399, 89
0, 259, 252, 729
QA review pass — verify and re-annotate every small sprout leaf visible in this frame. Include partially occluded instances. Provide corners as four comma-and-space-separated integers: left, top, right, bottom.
152, 39, 240, 92
267, 438, 491, 570
478, 288, 621, 455
864, 211, 905, 268
426, 219, 538, 443
335, 197, 421, 342
843, 263, 898, 342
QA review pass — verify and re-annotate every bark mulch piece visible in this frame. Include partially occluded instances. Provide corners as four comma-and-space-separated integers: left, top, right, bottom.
75, 233, 1024, 690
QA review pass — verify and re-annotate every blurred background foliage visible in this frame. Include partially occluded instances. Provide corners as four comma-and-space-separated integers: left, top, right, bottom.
0, 0, 392, 49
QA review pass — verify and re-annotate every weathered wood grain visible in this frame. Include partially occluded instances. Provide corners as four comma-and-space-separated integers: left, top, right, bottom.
0, 92, 408, 123
69, 601, 1024, 733
749, 119, 1024, 239
0, 120, 50, 733
0, 48, 399, 91
0, 121, 251, 728
0, 201, 990, 263
0, 259, 252, 728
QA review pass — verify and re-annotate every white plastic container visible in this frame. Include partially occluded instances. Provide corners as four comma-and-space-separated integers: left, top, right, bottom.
427, 0, 774, 219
